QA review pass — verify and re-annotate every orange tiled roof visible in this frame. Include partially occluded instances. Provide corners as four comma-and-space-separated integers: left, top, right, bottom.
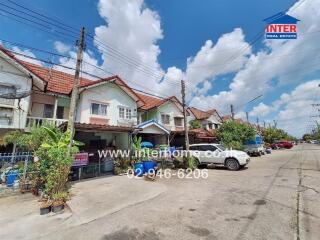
0, 46, 145, 102
222, 115, 244, 123
189, 107, 219, 120
20, 61, 94, 95
136, 93, 178, 111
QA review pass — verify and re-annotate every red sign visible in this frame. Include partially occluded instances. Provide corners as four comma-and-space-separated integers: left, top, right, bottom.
73, 153, 89, 166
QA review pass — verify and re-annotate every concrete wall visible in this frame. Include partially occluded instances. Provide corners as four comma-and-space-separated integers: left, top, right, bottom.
202, 114, 222, 130
157, 102, 184, 131
76, 83, 138, 126
29, 93, 70, 119
140, 102, 185, 131
30, 93, 55, 117
0, 57, 32, 129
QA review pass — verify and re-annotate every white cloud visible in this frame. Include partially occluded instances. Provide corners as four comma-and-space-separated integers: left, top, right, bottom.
93, 0, 166, 92
6, 0, 319, 138
250, 80, 320, 137
54, 50, 105, 80
250, 103, 273, 117
189, 0, 320, 114
11, 46, 43, 66
54, 41, 71, 54
185, 29, 251, 98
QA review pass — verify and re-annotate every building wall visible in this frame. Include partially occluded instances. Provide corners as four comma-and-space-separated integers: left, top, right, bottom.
141, 108, 157, 123
0, 57, 32, 129
29, 93, 70, 119
157, 102, 184, 131
203, 114, 222, 130
76, 83, 138, 126
140, 102, 185, 131
30, 93, 55, 117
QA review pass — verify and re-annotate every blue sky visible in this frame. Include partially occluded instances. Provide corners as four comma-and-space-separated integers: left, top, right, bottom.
0, 0, 319, 137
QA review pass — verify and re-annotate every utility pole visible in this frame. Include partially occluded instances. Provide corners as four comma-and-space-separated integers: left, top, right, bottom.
181, 80, 189, 151
263, 121, 266, 128
256, 117, 260, 131
68, 27, 85, 153
246, 112, 249, 123
273, 120, 277, 129
230, 105, 235, 120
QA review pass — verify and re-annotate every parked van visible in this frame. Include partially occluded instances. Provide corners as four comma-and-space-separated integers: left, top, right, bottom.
243, 135, 265, 156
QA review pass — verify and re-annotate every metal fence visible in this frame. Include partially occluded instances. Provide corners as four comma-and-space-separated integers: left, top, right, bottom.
0, 152, 33, 168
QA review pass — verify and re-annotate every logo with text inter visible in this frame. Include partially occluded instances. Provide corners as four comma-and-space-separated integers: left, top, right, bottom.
264, 12, 300, 40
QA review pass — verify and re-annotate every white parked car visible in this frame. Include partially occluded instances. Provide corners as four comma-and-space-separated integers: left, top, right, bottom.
189, 144, 250, 171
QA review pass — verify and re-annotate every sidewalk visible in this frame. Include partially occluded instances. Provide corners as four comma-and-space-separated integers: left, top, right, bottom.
0, 175, 167, 240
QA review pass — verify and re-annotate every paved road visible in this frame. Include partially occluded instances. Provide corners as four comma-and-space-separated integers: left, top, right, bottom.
1, 144, 319, 240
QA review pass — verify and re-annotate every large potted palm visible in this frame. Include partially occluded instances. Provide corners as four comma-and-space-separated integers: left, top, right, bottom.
38, 127, 82, 214
132, 136, 144, 176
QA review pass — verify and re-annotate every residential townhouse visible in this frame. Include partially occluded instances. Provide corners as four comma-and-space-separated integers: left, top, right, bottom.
189, 107, 223, 131
135, 93, 188, 147
0, 46, 223, 151
0, 47, 145, 152
0, 47, 46, 140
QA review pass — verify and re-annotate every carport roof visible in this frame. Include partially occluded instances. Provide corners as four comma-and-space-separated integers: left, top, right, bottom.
137, 119, 170, 135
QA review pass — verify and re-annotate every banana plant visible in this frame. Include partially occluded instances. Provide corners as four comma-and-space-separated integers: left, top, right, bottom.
40, 127, 83, 153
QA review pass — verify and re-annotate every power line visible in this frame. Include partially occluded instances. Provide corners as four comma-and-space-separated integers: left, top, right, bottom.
0, 10, 77, 44
1, 0, 315, 89
0, 2, 79, 36
5, 48, 178, 101
0, 7, 78, 40
1, 0, 315, 107
0, 1, 171, 82
6, 0, 80, 33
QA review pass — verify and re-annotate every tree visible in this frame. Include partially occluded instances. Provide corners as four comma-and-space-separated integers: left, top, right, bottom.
3, 126, 55, 152
262, 127, 296, 144
38, 127, 82, 202
217, 121, 255, 150
189, 119, 201, 129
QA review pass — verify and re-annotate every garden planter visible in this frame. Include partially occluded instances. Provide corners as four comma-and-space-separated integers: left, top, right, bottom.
40, 203, 51, 215
143, 161, 156, 174
31, 187, 39, 196
52, 201, 65, 213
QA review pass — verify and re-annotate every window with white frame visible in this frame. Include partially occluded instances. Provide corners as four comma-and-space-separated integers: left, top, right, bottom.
91, 103, 108, 116
174, 117, 183, 127
126, 108, 132, 119
161, 114, 170, 125
0, 107, 13, 125
119, 107, 132, 119
119, 107, 125, 118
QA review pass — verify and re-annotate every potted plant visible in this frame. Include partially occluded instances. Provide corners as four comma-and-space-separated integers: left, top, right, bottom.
40, 200, 52, 215
132, 136, 145, 176
51, 191, 68, 213
36, 127, 82, 215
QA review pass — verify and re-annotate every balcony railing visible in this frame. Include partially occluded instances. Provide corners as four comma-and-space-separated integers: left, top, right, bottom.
117, 118, 137, 127
26, 116, 68, 129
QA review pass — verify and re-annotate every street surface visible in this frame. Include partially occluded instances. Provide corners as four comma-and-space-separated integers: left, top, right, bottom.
0, 144, 319, 240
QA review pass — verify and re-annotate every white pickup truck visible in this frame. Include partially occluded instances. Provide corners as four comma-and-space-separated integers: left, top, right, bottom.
189, 144, 250, 171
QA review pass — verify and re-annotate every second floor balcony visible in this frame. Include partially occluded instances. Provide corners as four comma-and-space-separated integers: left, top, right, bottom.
117, 118, 137, 127
26, 116, 68, 129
